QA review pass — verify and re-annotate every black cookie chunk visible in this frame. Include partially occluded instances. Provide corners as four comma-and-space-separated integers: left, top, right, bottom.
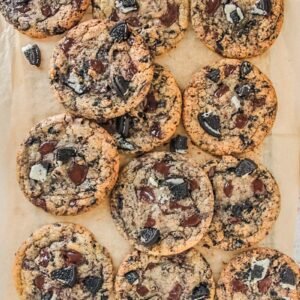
22, 44, 41, 67
116, 0, 139, 13
112, 75, 130, 98
56, 147, 76, 163
165, 177, 189, 200
280, 266, 296, 286
124, 270, 139, 284
170, 135, 188, 153
206, 68, 220, 83
51, 265, 77, 287
240, 61, 252, 78
116, 115, 132, 138
110, 22, 130, 42
235, 159, 257, 177
191, 282, 210, 300
139, 228, 160, 247
83, 276, 103, 295
198, 113, 221, 138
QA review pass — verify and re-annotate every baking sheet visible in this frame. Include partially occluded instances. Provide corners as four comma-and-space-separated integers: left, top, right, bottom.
1, 1, 300, 298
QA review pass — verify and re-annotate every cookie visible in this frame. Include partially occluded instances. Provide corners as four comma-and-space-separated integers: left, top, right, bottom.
201, 156, 280, 251
50, 19, 154, 121
14, 223, 114, 299
17, 114, 119, 216
191, 0, 284, 58
99, 64, 182, 154
115, 249, 215, 299
183, 59, 278, 156
0, 0, 89, 38
217, 247, 300, 299
92, 0, 189, 56
111, 152, 214, 256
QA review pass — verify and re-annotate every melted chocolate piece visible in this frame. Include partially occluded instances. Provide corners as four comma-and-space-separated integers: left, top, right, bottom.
235, 114, 248, 129
39, 248, 51, 267
198, 113, 221, 138
136, 285, 149, 296
89, 59, 105, 74
206, 0, 221, 15
83, 276, 103, 295
215, 84, 229, 97
61, 38, 75, 55
144, 92, 158, 112
139, 228, 160, 247
126, 16, 141, 27
224, 64, 237, 77
41, 4, 54, 17
181, 214, 202, 227
136, 186, 156, 203
167, 283, 183, 300
39, 141, 57, 155
160, 2, 179, 27
124, 270, 139, 284
224, 180, 234, 197
235, 159, 257, 177
63, 250, 84, 265
68, 163, 88, 185
110, 22, 130, 42
51, 265, 77, 287
252, 178, 266, 195
145, 215, 156, 227
34, 275, 45, 290
191, 282, 210, 299
32, 198, 47, 211
258, 276, 272, 293
232, 278, 248, 293
153, 162, 170, 177
150, 123, 162, 138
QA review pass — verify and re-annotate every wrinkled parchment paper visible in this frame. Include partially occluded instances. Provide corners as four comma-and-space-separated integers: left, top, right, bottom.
1, 1, 300, 298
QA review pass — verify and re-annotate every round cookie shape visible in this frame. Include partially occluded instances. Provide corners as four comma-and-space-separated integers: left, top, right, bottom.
191, 0, 284, 58
115, 249, 215, 299
50, 19, 154, 121
99, 64, 182, 154
217, 248, 300, 299
17, 114, 119, 216
0, 0, 90, 38
111, 152, 214, 256
14, 223, 114, 299
92, 0, 189, 56
183, 59, 278, 156
202, 156, 280, 251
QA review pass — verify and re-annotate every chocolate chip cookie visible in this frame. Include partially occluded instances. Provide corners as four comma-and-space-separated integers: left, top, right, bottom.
183, 59, 278, 156
111, 152, 214, 256
191, 0, 284, 58
217, 248, 300, 299
201, 156, 280, 251
14, 223, 114, 299
115, 249, 215, 299
99, 64, 182, 154
17, 114, 119, 216
92, 0, 189, 56
50, 19, 154, 121
0, 0, 89, 38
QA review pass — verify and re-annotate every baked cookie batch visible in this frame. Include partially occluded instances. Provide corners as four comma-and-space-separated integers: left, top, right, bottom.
1, 0, 299, 299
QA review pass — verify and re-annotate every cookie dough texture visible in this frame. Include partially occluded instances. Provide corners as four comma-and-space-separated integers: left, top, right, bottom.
191, 0, 284, 58
50, 19, 154, 120
92, 0, 189, 56
217, 248, 300, 299
111, 152, 214, 256
0, 0, 89, 38
202, 156, 280, 251
14, 223, 114, 300
17, 114, 119, 216
183, 59, 277, 156
115, 249, 215, 299
99, 64, 182, 154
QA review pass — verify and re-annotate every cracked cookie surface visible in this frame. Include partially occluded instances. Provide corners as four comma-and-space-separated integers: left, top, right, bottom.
183, 59, 277, 156
0, 0, 89, 38
115, 249, 215, 299
111, 152, 214, 256
99, 64, 182, 154
191, 0, 284, 58
50, 19, 154, 120
17, 114, 119, 216
14, 223, 114, 300
217, 248, 300, 300
202, 156, 280, 251
92, 0, 189, 56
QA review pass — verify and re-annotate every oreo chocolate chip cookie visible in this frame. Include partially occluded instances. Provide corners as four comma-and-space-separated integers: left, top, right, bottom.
92, 0, 189, 56
50, 19, 154, 120
99, 64, 182, 154
217, 248, 300, 299
0, 0, 89, 38
17, 114, 119, 216
183, 59, 277, 156
14, 223, 114, 299
111, 152, 214, 256
115, 249, 215, 299
202, 156, 280, 251
191, 0, 284, 58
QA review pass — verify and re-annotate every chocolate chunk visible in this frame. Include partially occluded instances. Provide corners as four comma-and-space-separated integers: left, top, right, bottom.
169, 202, 189, 211
224, 180, 233, 197
165, 178, 189, 200
116, 0, 139, 13
136, 186, 155, 202
189, 179, 199, 191
83, 276, 103, 295
42, 291, 53, 300
56, 147, 76, 163
144, 92, 158, 112
170, 135, 188, 153
258, 276, 272, 293
153, 162, 170, 177
41, 4, 53, 17
215, 84, 229, 97
51, 265, 77, 287
192, 282, 210, 299
112, 75, 130, 98
109, 9, 119, 22
32, 198, 47, 211
252, 178, 266, 195
39, 141, 57, 155
235, 83, 253, 98
39, 248, 51, 267
198, 113, 221, 138
89, 59, 105, 74
136, 285, 149, 296
139, 228, 160, 247
124, 270, 139, 284
232, 278, 248, 293
167, 283, 183, 300
126, 16, 141, 27
280, 266, 296, 286
235, 159, 257, 177
160, 2, 179, 27
145, 215, 156, 227
224, 64, 237, 77
206, 68, 220, 83
63, 250, 84, 265
22, 44, 41, 67
116, 115, 131, 138
110, 22, 130, 42
68, 163, 89, 185
150, 123, 162, 138
235, 114, 248, 129
34, 275, 45, 290
206, 0, 221, 15
240, 61, 252, 78
208, 166, 216, 178
256, 0, 272, 16
181, 214, 202, 227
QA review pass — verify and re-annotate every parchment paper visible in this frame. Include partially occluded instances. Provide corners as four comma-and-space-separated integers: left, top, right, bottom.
0, 1, 300, 298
